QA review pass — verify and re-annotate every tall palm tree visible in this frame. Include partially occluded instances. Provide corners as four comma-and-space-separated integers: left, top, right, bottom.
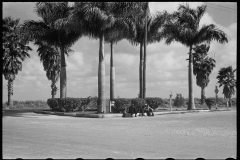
128, 10, 168, 98
216, 66, 236, 107
162, 3, 228, 110
66, 2, 142, 113
193, 44, 216, 105
20, 2, 82, 98
104, 12, 137, 102
2, 16, 32, 108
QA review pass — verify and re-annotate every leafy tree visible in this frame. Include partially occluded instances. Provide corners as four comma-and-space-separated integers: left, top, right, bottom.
20, 2, 82, 98
162, 3, 228, 110
173, 94, 186, 108
2, 16, 32, 108
216, 66, 236, 107
193, 44, 216, 105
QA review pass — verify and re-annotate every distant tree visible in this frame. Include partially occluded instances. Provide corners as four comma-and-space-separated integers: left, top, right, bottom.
173, 93, 186, 108
193, 44, 216, 105
2, 16, 32, 108
216, 66, 236, 107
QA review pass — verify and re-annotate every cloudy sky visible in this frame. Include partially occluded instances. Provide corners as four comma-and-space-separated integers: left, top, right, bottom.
2, 2, 237, 102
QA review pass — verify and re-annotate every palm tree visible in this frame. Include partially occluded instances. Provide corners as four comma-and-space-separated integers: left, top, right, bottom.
2, 16, 32, 108
34, 41, 60, 98
66, 2, 143, 113
193, 44, 216, 105
216, 66, 236, 108
128, 9, 168, 98
20, 2, 82, 98
162, 3, 228, 110
104, 12, 137, 102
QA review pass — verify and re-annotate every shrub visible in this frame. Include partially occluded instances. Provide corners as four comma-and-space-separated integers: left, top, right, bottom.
162, 98, 170, 108
47, 98, 60, 111
205, 97, 215, 109
58, 98, 83, 112
145, 97, 164, 110
231, 98, 237, 106
112, 98, 131, 113
173, 94, 186, 108
131, 98, 146, 110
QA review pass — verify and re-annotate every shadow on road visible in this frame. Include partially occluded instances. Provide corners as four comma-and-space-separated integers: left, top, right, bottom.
2, 109, 52, 118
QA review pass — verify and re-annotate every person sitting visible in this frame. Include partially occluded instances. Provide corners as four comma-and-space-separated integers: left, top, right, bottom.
138, 105, 145, 116
144, 104, 154, 116
128, 104, 137, 117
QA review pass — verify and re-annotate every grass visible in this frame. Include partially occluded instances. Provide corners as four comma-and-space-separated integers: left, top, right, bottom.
2, 100, 50, 110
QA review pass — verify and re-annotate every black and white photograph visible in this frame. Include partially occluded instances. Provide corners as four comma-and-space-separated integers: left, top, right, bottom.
2, 2, 237, 159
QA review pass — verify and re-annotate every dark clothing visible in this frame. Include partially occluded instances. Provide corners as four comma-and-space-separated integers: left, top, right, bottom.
128, 105, 137, 117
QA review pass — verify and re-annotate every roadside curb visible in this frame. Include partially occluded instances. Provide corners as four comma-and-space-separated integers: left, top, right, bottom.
31, 109, 233, 118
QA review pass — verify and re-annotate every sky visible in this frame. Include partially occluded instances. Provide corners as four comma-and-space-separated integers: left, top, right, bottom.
2, 2, 237, 103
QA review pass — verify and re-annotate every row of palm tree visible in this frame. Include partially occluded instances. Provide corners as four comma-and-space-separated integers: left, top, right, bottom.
3, 2, 234, 112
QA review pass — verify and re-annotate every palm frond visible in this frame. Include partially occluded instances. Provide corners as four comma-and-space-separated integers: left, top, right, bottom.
195, 24, 228, 44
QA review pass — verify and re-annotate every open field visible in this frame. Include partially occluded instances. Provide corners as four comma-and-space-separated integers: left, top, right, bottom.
2, 108, 236, 159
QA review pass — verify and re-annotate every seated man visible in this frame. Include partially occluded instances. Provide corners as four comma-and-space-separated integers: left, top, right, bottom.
128, 104, 137, 117
144, 104, 154, 116
138, 105, 145, 116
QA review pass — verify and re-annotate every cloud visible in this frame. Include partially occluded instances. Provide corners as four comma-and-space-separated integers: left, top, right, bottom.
149, 2, 204, 14
2, 2, 236, 102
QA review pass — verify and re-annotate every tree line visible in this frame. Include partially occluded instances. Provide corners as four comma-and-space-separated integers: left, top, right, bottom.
3, 2, 236, 112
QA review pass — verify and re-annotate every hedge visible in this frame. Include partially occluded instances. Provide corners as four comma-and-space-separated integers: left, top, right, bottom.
47, 97, 98, 112
145, 97, 164, 110
46, 97, 237, 113
112, 98, 131, 113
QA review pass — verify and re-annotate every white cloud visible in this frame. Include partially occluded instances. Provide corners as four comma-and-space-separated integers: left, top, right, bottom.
149, 2, 204, 14
2, 2, 236, 102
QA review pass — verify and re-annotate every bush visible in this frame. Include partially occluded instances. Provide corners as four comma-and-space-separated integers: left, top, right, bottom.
173, 94, 186, 108
47, 98, 60, 111
162, 98, 170, 108
145, 97, 164, 110
112, 98, 131, 113
47, 97, 99, 112
231, 98, 237, 106
131, 98, 146, 110
205, 97, 215, 109
58, 98, 82, 112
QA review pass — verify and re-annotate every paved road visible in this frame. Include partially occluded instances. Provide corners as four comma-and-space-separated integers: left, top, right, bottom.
3, 109, 236, 159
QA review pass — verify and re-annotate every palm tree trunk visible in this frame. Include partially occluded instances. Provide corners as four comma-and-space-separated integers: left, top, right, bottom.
110, 41, 115, 101
139, 42, 144, 98
188, 45, 196, 110
51, 79, 56, 99
143, 5, 148, 99
201, 86, 206, 105
60, 46, 67, 98
7, 79, 13, 108
98, 32, 106, 113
